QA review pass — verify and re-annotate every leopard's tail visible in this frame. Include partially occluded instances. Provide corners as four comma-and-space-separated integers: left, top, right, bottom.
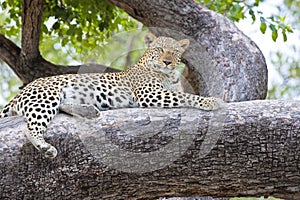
0, 100, 15, 118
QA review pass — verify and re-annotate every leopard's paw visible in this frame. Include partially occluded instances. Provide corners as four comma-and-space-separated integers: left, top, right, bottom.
41, 144, 58, 159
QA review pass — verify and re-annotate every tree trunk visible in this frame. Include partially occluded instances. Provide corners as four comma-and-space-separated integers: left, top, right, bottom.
1, 100, 299, 199
108, 0, 268, 102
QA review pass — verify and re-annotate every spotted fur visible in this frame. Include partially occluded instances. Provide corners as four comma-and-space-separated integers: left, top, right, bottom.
0, 33, 222, 158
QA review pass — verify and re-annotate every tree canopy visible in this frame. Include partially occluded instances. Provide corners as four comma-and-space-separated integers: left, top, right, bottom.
0, 0, 294, 51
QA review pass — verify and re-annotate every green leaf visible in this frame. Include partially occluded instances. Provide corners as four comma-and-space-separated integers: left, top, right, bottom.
42, 24, 49, 34
249, 9, 256, 22
61, 37, 68, 46
269, 24, 277, 32
271, 30, 278, 42
52, 21, 60, 30
269, 24, 279, 41
1, 1, 7, 9
260, 22, 267, 34
282, 30, 287, 42
286, 25, 294, 33
254, 0, 261, 6
279, 15, 286, 22
268, 15, 275, 22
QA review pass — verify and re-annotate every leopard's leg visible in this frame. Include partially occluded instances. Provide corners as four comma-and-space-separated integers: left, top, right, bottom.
22, 96, 60, 158
135, 89, 223, 110
25, 125, 57, 158
59, 103, 100, 119
0, 100, 15, 118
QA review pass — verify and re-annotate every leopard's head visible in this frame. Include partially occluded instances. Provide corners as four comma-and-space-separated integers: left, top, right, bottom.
142, 33, 189, 74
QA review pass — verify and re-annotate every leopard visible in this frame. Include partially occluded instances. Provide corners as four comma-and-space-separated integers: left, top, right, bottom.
0, 33, 223, 158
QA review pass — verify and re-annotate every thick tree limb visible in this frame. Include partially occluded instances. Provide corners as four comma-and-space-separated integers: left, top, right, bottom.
108, 0, 268, 102
0, 34, 20, 68
1, 100, 299, 199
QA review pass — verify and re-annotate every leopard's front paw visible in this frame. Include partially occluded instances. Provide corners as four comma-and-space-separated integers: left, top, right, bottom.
41, 145, 58, 159
200, 97, 224, 111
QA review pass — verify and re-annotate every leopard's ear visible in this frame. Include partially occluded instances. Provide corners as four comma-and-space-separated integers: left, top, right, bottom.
144, 33, 157, 47
178, 39, 190, 50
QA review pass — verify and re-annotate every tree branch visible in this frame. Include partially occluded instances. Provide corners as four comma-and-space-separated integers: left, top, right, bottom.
0, 100, 299, 199
0, 31, 118, 83
0, 34, 20, 68
108, 0, 268, 102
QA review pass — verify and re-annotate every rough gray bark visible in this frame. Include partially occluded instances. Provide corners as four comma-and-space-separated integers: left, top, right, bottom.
1, 100, 299, 199
108, 0, 268, 102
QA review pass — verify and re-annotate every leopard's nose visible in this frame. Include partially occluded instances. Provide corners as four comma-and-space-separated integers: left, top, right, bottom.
163, 61, 172, 66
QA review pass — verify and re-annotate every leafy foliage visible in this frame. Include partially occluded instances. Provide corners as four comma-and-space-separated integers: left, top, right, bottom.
42, 0, 137, 53
0, 0, 138, 55
267, 0, 300, 99
198, 0, 294, 42
269, 63, 300, 99
0, 0, 22, 38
